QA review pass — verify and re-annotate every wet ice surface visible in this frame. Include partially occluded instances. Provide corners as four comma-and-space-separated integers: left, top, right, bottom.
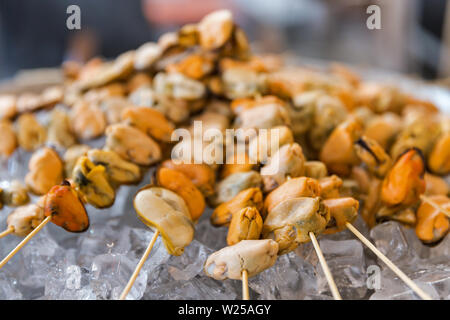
0, 148, 449, 300
369, 221, 450, 300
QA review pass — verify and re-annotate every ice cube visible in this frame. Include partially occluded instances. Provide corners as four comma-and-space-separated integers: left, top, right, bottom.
125, 228, 170, 270
430, 236, 450, 259
76, 222, 131, 268
17, 227, 66, 288
145, 263, 238, 300
167, 240, 212, 281
249, 252, 318, 300
370, 221, 419, 265
370, 261, 449, 300
143, 239, 239, 300
194, 211, 228, 251
45, 262, 95, 300
307, 239, 368, 299
304, 294, 333, 300
91, 253, 147, 300
0, 273, 22, 300
402, 225, 431, 259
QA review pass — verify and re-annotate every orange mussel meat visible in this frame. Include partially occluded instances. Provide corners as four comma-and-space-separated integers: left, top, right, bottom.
44, 180, 89, 233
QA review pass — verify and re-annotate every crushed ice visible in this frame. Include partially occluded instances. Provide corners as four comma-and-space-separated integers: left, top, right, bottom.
0, 150, 449, 300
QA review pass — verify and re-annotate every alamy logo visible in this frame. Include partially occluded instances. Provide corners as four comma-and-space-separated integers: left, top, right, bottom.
65, 265, 81, 289
366, 265, 381, 290
66, 5, 81, 30
366, 5, 381, 30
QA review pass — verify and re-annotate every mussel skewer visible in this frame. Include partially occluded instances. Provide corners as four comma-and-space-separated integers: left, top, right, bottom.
0, 181, 89, 270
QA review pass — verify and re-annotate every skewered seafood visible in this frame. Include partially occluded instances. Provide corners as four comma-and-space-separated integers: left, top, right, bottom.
72, 156, 115, 208
221, 151, 255, 178
318, 175, 343, 199
354, 136, 392, 178
160, 160, 215, 197
323, 197, 359, 234
389, 116, 440, 161
1, 180, 29, 207
25, 147, 64, 195
260, 143, 306, 192
204, 239, 279, 280
16, 86, 63, 113
211, 187, 263, 227
227, 206, 263, 245
87, 149, 141, 185
70, 101, 107, 140
3, 180, 89, 238
263, 177, 321, 215
213, 171, 262, 206
105, 123, 162, 166
234, 98, 290, 133
156, 167, 205, 221
262, 197, 330, 255
47, 108, 77, 148
100, 97, 134, 125
306, 91, 348, 152
71, 51, 134, 91
428, 132, 450, 175
319, 118, 362, 176
248, 125, 294, 164
128, 86, 156, 109
44, 180, 90, 232
166, 54, 215, 80
63, 144, 91, 178
191, 111, 230, 133
355, 83, 405, 114
0, 95, 17, 120
304, 161, 328, 179
415, 195, 449, 243
221, 67, 267, 99
0, 120, 17, 157
133, 186, 194, 256
16, 113, 47, 151
424, 173, 449, 196
154, 72, 206, 101
134, 42, 162, 71
363, 112, 402, 149
381, 148, 425, 207
121, 106, 175, 142
197, 9, 233, 50
6, 204, 44, 237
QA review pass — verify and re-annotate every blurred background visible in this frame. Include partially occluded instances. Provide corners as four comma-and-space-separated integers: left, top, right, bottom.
0, 0, 449, 81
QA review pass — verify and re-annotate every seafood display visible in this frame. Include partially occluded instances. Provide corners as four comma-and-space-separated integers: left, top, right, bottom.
0, 9, 449, 300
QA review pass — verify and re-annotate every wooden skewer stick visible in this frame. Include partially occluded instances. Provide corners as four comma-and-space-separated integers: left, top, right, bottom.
120, 230, 160, 300
420, 195, 450, 218
242, 269, 249, 300
345, 222, 432, 300
0, 227, 14, 239
309, 232, 342, 300
0, 216, 52, 270
287, 176, 342, 299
